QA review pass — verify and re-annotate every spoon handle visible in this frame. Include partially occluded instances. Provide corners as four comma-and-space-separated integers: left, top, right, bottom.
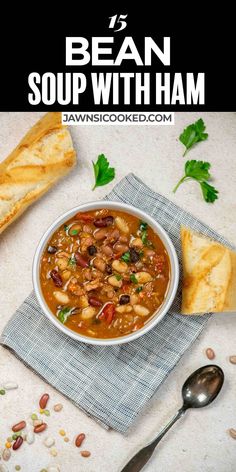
121, 407, 186, 472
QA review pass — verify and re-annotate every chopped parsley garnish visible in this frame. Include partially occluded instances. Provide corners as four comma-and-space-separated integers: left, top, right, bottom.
179, 118, 208, 156
92, 154, 115, 190
130, 274, 138, 284
58, 307, 71, 324
121, 251, 131, 263
115, 274, 123, 281
139, 221, 148, 232
173, 160, 219, 203
136, 286, 143, 293
68, 256, 76, 266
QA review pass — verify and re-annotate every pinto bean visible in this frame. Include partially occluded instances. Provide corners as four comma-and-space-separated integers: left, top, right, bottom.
100, 245, 113, 256
75, 252, 89, 268
57, 258, 68, 271
50, 270, 63, 287
113, 242, 129, 254
93, 257, 106, 272
94, 228, 109, 240
94, 216, 114, 227
116, 305, 132, 313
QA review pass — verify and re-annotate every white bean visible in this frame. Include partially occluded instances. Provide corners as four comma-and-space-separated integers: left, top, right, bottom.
0, 464, 9, 472
116, 305, 132, 313
108, 275, 122, 288
53, 291, 69, 304
130, 238, 143, 248
115, 216, 129, 234
2, 381, 18, 390
44, 436, 55, 448
81, 306, 96, 320
135, 272, 152, 283
133, 304, 150, 317
26, 430, 35, 445
130, 294, 139, 305
2, 448, 11, 461
112, 260, 128, 273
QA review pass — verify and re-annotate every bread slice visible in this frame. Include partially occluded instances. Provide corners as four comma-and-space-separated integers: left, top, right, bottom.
0, 112, 76, 234
181, 226, 236, 314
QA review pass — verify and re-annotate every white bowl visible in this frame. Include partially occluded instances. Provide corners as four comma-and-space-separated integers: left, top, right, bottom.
33, 201, 179, 346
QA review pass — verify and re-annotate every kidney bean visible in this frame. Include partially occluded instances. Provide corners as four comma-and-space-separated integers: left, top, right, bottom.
75, 252, 89, 268
87, 245, 97, 256
34, 423, 47, 433
75, 433, 86, 447
39, 393, 50, 409
47, 245, 58, 254
50, 270, 63, 287
89, 297, 103, 307
12, 421, 26, 432
12, 436, 23, 450
120, 295, 130, 305
94, 216, 114, 227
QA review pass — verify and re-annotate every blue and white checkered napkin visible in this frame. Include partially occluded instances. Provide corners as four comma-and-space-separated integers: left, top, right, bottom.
1, 174, 232, 434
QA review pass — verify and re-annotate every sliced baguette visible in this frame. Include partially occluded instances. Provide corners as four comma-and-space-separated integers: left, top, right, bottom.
0, 112, 76, 234
181, 226, 236, 314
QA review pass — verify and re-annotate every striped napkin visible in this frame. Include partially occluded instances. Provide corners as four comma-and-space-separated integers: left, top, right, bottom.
1, 174, 231, 434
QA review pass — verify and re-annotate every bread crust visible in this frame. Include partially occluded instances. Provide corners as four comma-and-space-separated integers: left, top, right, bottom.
181, 226, 236, 314
0, 112, 76, 234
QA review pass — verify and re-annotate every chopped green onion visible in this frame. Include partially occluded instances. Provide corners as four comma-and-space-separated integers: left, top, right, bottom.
68, 256, 76, 266
139, 221, 148, 231
121, 252, 131, 262
58, 307, 71, 324
130, 274, 138, 284
136, 286, 143, 293
70, 229, 79, 236
115, 274, 123, 281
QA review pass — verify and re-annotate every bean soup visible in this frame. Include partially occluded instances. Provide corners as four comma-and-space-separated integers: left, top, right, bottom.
40, 209, 170, 338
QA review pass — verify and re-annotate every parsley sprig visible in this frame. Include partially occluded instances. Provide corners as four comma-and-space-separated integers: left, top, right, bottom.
179, 118, 208, 156
92, 154, 115, 190
173, 160, 219, 203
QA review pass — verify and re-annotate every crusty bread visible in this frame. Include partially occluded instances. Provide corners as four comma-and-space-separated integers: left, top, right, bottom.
0, 112, 76, 234
181, 226, 236, 314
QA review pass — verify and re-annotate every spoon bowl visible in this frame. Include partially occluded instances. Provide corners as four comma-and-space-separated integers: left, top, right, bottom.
182, 364, 224, 409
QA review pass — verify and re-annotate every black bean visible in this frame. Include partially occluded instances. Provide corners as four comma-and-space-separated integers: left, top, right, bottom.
50, 270, 63, 287
106, 264, 112, 274
130, 248, 140, 263
47, 245, 57, 254
87, 245, 97, 256
94, 216, 114, 227
119, 295, 130, 305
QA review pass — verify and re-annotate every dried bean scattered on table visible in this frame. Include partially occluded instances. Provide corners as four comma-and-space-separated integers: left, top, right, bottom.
75, 433, 85, 447
205, 348, 215, 360
12, 421, 26, 432
39, 393, 50, 409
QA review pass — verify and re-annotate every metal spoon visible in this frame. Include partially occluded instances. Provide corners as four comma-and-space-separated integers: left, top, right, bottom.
121, 364, 224, 472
